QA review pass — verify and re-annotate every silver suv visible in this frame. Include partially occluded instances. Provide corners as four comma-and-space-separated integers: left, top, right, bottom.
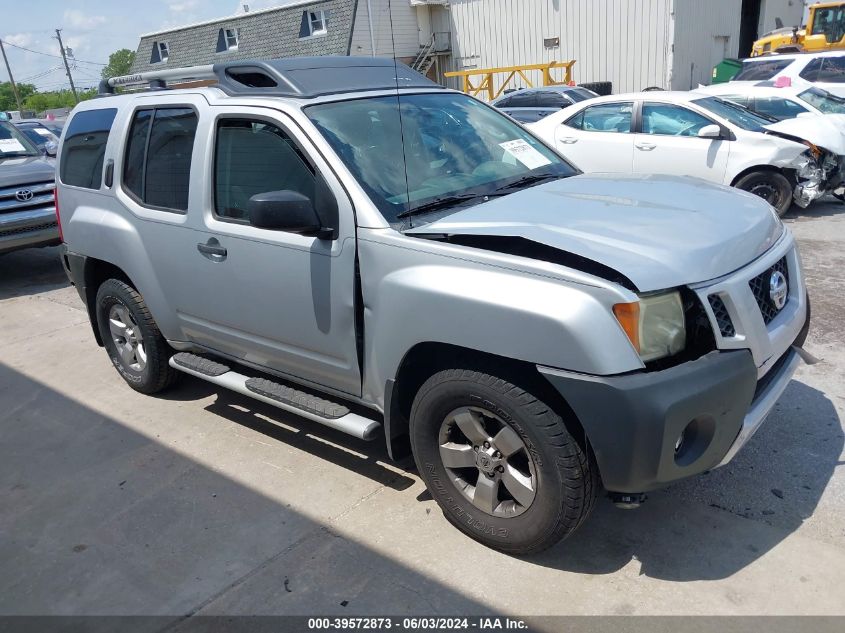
58, 58, 811, 554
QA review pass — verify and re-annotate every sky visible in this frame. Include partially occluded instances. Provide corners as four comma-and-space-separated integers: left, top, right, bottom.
1, 0, 299, 91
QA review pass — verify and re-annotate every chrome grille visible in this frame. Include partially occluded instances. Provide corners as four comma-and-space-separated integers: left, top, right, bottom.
749, 256, 789, 325
707, 294, 735, 337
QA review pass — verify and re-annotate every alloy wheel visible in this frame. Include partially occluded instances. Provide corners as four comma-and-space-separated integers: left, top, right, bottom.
108, 304, 147, 371
438, 406, 537, 517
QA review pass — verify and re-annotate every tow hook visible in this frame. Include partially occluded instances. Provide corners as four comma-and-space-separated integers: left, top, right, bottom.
609, 492, 647, 509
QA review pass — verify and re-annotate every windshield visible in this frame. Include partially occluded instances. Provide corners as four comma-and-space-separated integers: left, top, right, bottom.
306, 92, 576, 225
798, 87, 845, 113
18, 125, 59, 147
0, 121, 39, 158
692, 96, 776, 131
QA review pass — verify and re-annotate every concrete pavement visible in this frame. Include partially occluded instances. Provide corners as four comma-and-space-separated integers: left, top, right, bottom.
1, 201, 843, 618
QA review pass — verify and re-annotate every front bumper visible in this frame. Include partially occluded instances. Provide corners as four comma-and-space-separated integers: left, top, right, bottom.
539, 342, 805, 493
0, 207, 59, 254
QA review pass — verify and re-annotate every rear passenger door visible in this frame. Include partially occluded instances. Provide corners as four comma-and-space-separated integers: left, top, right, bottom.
552, 101, 635, 172
181, 107, 360, 396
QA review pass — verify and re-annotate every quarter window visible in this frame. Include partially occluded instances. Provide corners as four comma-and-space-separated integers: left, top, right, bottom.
214, 119, 316, 221
59, 108, 118, 189
817, 56, 845, 83
799, 58, 823, 82
123, 107, 198, 212
641, 103, 713, 136
569, 102, 633, 133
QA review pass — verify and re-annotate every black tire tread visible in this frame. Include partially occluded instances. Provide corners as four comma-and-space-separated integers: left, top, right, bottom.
96, 279, 179, 394
411, 368, 598, 555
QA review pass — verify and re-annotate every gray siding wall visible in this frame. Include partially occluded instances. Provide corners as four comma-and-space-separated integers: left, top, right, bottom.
130, 0, 357, 74
443, 0, 673, 95
349, 0, 422, 58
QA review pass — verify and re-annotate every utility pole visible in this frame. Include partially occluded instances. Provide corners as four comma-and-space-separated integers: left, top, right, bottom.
54, 29, 78, 103
0, 39, 23, 113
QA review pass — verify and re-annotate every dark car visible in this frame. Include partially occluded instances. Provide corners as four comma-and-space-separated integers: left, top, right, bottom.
13, 120, 60, 156
491, 85, 600, 123
0, 120, 59, 254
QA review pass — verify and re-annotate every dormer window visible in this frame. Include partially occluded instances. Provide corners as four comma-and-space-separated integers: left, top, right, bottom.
299, 9, 328, 38
217, 27, 239, 53
150, 40, 169, 64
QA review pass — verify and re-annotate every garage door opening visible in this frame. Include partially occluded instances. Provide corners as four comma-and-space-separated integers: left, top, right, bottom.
739, 0, 763, 57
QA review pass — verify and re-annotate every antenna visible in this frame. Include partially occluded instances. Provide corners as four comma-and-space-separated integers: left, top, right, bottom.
387, 0, 413, 226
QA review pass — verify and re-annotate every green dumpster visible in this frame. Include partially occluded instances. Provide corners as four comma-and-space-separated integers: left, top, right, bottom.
711, 58, 742, 84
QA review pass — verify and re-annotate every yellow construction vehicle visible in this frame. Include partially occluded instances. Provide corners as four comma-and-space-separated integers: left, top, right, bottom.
751, 2, 845, 56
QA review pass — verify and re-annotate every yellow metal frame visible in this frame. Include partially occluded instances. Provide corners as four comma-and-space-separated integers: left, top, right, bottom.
444, 61, 576, 101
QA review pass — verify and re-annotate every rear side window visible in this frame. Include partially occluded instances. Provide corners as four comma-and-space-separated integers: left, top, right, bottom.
123, 107, 198, 212
734, 59, 792, 81
60, 108, 117, 189
505, 91, 539, 108
536, 91, 570, 108
799, 58, 824, 82
214, 119, 315, 221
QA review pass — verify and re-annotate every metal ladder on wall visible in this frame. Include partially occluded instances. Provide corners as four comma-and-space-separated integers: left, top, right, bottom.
411, 35, 437, 76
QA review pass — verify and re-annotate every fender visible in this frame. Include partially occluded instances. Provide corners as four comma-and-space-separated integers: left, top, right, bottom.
357, 229, 642, 410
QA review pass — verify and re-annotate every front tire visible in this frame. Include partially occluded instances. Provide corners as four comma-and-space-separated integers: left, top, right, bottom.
734, 170, 793, 217
95, 279, 179, 394
410, 369, 597, 554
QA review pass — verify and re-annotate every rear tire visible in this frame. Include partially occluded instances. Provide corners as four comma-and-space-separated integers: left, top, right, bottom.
410, 368, 598, 555
734, 170, 793, 217
95, 279, 179, 394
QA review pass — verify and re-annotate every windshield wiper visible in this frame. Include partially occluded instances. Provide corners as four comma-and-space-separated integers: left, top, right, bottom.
396, 193, 485, 219
494, 172, 561, 193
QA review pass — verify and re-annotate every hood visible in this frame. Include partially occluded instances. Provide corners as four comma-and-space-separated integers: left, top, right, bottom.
764, 115, 845, 155
0, 155, 56, 188
405, 173, 783, 292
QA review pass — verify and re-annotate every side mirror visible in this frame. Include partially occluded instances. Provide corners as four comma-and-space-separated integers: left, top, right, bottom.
698, 124, 722, 139
247, 190, 329, 238
44, 141, 58, 157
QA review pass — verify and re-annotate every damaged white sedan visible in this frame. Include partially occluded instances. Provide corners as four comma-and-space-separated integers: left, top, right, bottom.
528, 91, 845, 215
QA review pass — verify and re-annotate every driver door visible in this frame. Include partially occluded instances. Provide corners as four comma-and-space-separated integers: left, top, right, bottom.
632, 102, 730, 183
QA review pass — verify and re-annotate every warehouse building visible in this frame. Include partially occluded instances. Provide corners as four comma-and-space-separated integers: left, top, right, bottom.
131, 0, 805, 95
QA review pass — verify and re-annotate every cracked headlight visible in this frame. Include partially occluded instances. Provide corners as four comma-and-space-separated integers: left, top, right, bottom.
613, 291, 686, 362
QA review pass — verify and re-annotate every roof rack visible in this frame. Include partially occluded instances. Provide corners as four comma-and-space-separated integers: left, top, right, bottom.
99, 57, 443, 98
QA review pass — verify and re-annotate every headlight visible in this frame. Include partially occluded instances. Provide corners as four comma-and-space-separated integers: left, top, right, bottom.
613, 291, 686, 362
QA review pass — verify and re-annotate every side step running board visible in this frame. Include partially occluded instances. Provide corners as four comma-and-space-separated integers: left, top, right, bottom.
169, 353, 381, 441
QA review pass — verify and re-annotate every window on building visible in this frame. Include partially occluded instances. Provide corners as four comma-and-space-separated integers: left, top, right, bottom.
150, 40, 170, 64
299, 9, 329, 38
641, 103, 713, 136
217, 27, 239, 52
59, 108, 118, 189
214, 119, 316, 222
123, 107, 198, 212
568, 102, 633, 133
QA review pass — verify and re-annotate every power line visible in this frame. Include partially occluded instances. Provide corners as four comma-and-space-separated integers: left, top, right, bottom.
0, 38, 106, 65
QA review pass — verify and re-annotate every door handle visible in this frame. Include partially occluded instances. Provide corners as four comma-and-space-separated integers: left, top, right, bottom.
635, 142, 657, 151
559, 137, 578, 144
197, 238, 227, 261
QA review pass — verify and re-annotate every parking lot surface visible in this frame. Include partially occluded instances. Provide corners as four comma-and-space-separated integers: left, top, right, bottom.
1, 201, 844, 619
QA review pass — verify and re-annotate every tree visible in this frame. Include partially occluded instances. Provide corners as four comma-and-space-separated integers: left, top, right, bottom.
0, 82, 36, 111
23, 88, 96, 113
101, 48, 136, 80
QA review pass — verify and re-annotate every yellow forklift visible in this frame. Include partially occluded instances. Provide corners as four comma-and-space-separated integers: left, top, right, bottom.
752, 2, 845, 56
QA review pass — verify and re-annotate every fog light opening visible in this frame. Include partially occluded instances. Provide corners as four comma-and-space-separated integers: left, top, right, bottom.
674, 415, 716, 467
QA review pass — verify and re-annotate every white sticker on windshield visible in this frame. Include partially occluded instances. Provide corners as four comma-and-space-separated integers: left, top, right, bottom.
34, 128, 53, 137
499, 139, 552, 170
0, 138, 27, 153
